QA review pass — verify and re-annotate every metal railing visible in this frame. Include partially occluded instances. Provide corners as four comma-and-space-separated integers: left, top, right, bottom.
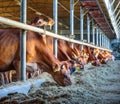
0, 16, 111, 52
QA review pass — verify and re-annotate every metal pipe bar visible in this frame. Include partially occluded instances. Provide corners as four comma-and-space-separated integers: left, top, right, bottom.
70, 0, 74, 36
53, 0, 58, 58
92, 20, 95, 45
87, 14, 90, 43
104, 0, 119, 38
103, 34, 105, 48
117, 21, 120, 26
110, 0, 116, 6
99, 31, 102, 47
74, 0, 79, 6
107, 38, 108, 49
115, 10, 120, 20
113, 1, 120, 14
80, 6, 84, 41
104, 35, 105, 48
102, 33, 104, 47
107, 38, 109, 49
0, 17, 111, 52
20, 0, 27, 81
58, 2, 80, 21
96, 27, 99, 46
105, 36, 107, 48
104, 35, 106, 48
83, 10, 89, 17
116, 16, 120, 24
118, 24, 120, 28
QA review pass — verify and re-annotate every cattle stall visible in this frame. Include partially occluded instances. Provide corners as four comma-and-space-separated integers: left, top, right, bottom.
0, 0, 119, 101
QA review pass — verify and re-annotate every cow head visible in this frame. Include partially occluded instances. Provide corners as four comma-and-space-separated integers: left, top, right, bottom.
91, 59, 101, 66
76, 51, 89, 69
52, 62, 72, 86
31, 16, 54, 27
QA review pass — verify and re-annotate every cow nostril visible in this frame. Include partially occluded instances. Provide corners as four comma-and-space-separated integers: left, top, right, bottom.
64, 78, 72, 86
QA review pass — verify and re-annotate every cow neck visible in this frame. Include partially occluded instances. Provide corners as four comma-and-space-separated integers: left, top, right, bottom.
32, 34, 60, 74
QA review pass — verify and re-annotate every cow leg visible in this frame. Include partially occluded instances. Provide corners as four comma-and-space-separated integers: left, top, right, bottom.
0, 73, 5, 85
13, 60, 21, 81
8, 70, 13, 83
4, 72, 9, 84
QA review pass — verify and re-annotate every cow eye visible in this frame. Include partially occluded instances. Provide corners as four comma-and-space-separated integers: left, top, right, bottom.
38, 20, 41, 24
61, 65, 65, 70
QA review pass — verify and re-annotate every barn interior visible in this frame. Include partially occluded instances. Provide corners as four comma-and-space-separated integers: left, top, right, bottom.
0, 0, 120, 103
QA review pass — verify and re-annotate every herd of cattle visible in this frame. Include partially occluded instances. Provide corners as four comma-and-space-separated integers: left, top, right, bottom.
0, 16, 114, 86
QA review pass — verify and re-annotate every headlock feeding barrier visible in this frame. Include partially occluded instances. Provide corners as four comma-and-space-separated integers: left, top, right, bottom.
0, 16, 111, 52
0, 0, 112, 82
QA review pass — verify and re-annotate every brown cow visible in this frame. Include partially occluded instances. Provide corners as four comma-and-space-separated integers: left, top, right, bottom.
98, 50, 114, 64
57, 40, 87, 71
0, 16, 71, 86
84, 46, 101, 66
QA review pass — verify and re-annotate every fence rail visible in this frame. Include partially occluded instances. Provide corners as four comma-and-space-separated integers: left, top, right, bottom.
0, 16, 111, 52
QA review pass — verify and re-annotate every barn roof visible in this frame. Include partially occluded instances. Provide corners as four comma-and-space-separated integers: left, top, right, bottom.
0, 0, 119, 40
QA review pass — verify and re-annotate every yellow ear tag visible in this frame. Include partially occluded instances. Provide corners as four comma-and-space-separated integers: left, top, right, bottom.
90, 61, 93, 64
76, 66, 80, 70
53, 68, 58, 72
72, 55, 75, 59
82, 51, 84, 55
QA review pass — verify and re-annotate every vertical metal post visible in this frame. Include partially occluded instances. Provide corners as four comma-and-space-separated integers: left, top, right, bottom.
80, 6, 83, 50
80, 6, 83, 40
96, 27, 99, 46
107, 38, 108, 48
105, 35, 107, 48
109, 39, 111, 49
103, 34, 105, 47
101, 33, 103, 47
99, 31, 102, 47
92, 20, 95, 45
107, 38, 109, 49
105, 36, 106, 48
70, 0, 74, 36
20, 0, 27, 81
106, 37, 107, 48
103, 34, 105, 48
87, 14, 90, 43
53, 0, 58, 58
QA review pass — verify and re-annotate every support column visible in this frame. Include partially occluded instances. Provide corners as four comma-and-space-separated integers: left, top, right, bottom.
104, 35, 106, 48
96, 27, 99, 46
20, 0, 27, 81
53, 0, 58, 58
80, 6, 83, 40
80, 6, 84, 50
101, 33, 104, 47
105, 36, 107, 48
109, 39, 111, 49
107, 38, 109, 49
70, 0, 74, 49
92, 20, 95, 45
99, 31, 102, 47
87, 14, 90, 43
70, 0, 74, 36
103, 34, 105, 48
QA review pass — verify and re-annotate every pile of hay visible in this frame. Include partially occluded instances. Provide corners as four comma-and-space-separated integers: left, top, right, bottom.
0, 60, 120, 104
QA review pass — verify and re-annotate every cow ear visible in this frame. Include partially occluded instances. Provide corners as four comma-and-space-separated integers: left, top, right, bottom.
52, 63, 59, 72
